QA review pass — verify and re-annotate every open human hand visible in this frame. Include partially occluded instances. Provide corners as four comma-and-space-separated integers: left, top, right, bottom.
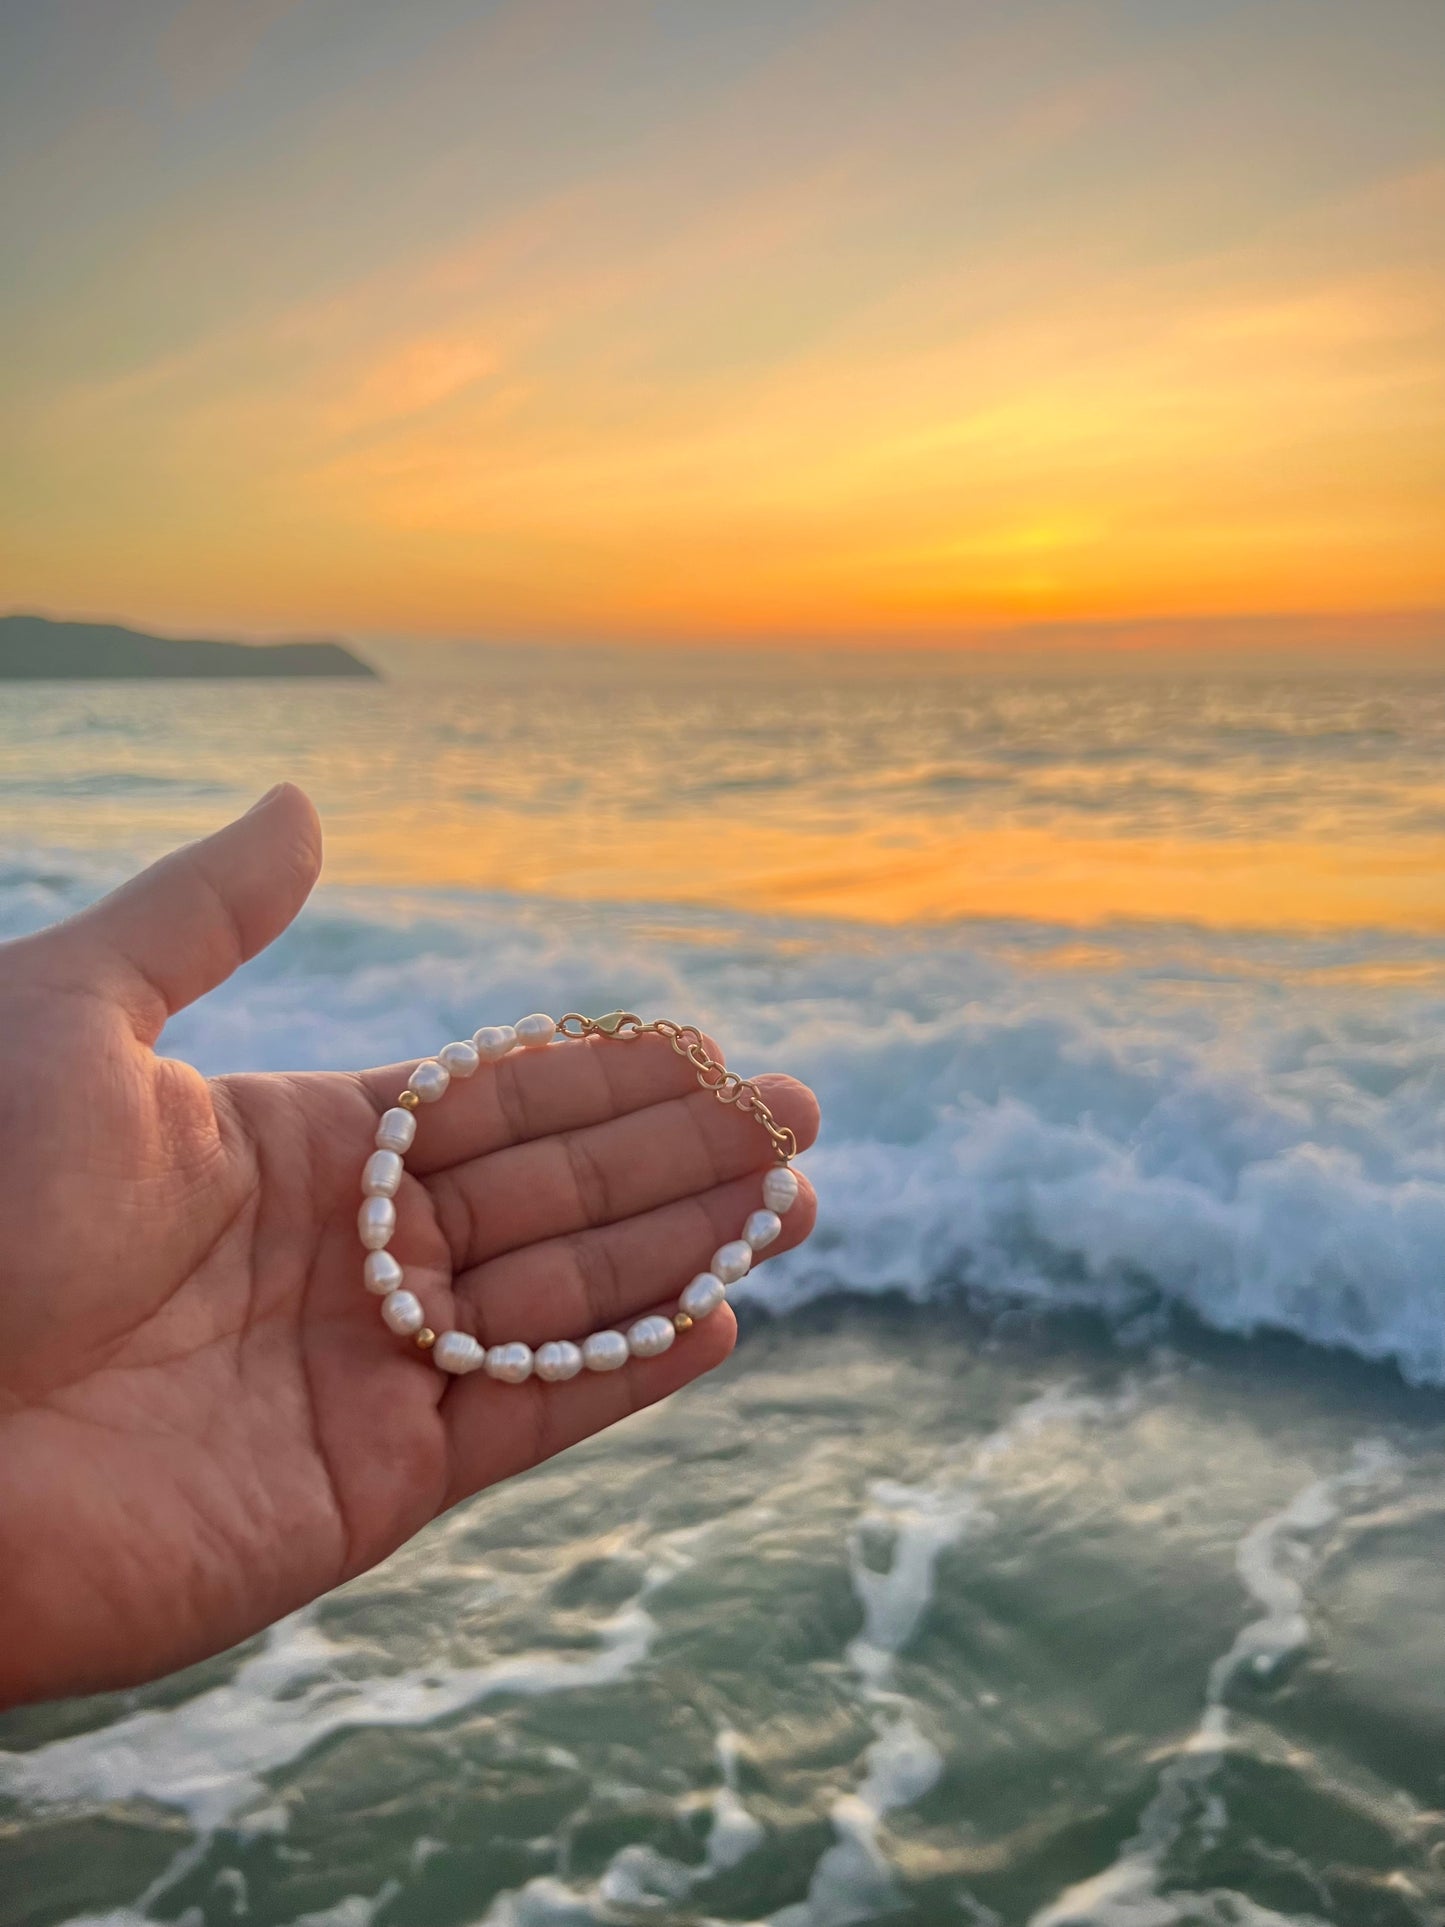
0, 785, 818, 1706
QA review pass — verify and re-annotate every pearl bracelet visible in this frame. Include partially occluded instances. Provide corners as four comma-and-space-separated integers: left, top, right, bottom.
358, 1011, 800, 1380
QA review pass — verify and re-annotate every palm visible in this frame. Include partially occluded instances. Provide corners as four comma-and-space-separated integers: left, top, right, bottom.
0, 787, 816, 1706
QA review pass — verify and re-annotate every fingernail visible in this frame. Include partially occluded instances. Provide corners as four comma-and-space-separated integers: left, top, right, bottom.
246, 783, 285, 815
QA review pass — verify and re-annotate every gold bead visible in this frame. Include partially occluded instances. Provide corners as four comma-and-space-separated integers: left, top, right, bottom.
414, 1327, 436, 1350
673, 1312, 693, 1333
399, 1089, 421, 1111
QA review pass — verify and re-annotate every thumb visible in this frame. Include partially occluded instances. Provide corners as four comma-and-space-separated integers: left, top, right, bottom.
61, 783, 323, 1039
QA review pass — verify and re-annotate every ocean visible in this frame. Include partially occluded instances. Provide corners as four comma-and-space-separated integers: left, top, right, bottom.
1, 650, 1443, 1927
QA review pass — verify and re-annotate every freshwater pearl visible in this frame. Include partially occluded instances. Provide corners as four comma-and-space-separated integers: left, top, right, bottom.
408, 1060, 451, 1103
358, 1195, 397, 1250
473, 1024, 517, 1060
743, 1208, 783, 1252
534, 1339, 584, 1382
363, 1250, 404, 1296
438, 1040, 481, 1078
679, 1272, 728, 1321
485, 1341, 534, 1383
375, 1107, 417, 1153
762, 1165, 799, 1214
515, 1012, 556, 1048
361, 1149, 404, 1198
582, 1330, 630, 1372
433, 1330, 485, 1374
628, 1314, 676, 1359
710, 1239, 753, 1285
381, 1289, 424, 1335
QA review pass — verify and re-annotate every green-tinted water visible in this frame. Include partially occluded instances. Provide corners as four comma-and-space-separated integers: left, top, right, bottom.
6, 1303, 1443, 1926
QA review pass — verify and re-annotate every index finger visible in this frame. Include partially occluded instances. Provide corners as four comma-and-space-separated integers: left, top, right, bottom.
355, 1025, 727, 1174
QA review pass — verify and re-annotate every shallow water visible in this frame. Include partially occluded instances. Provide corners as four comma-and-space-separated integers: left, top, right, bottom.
1, 651, 1443, 1924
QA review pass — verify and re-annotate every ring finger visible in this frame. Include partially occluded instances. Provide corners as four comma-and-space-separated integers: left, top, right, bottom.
451, 1169, 818, 1348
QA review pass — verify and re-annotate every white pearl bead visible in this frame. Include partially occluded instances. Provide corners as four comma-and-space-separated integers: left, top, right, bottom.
361, 1148, 404, 1198
485, 1341, 534, 1383
433, 1330, 485, 1374
473, 1024, 517, 1060
514, 1013, 556, 1048
743, 1208, 782, 1252
628, 1314, 676, 1359
582, 1330, 629, 1372
534, 1339, 584, 1382
710, 1239, 753, 1285
381, 1288, 424, 1335
363, 1250, 404, 1296
358, 1196, 397, 1250
762, 1165, 799, 1214
375, 1107, 417, 1153
438, 1040, 481, 1078
679, 1272, 728, 1320
408, 1060, 451, 1103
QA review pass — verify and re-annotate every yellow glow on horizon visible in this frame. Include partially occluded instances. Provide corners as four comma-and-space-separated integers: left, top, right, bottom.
316, 807, 1445, 936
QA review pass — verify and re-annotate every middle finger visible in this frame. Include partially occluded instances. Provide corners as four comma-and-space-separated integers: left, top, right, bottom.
425, 1072, 819, 1270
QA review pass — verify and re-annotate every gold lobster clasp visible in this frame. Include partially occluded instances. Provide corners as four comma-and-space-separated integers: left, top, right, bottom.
556, 1010, 642, 1038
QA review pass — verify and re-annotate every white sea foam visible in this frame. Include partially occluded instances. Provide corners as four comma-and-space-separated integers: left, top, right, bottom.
57, 1893, 397, 1927
476, 1724, 768, 1921
844, 1383, 1138, 1688
14, 1505, 763, 1927
768, 1713, 943, 1927
469, 1390, 1089, 1927
847, 1477, 993, 1689
14, 1534, 699, 1927
1028, 1440, 1401, 1927
770, 1385, 1146, 1927
709, 1728, 768, 1872
756, 983, 1445, 1387
3, 1599, 656, 1836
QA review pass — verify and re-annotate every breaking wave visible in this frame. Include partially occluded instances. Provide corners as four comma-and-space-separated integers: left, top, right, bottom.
5, 854, 1439, 1387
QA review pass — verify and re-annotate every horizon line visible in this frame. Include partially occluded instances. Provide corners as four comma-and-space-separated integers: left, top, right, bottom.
9, 603, 1445, 658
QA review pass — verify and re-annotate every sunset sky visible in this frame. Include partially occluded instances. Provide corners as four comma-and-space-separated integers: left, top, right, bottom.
2, 0, 1443, 649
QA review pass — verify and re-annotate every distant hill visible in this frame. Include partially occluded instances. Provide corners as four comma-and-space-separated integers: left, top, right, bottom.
0, 614, 378, 680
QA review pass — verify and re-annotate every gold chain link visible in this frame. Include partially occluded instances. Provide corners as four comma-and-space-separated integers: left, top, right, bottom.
555, 1011, 797, 1162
